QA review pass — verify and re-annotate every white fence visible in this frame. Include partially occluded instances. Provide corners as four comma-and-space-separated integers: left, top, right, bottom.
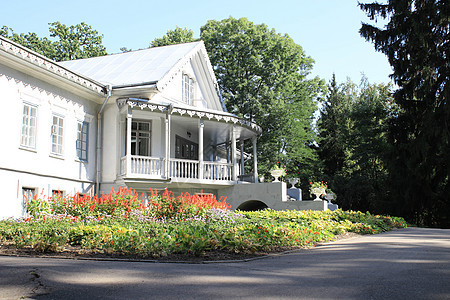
120, 156, 235, 181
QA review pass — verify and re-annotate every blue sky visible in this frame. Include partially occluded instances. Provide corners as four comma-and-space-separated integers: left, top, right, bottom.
3, 0, 392, 85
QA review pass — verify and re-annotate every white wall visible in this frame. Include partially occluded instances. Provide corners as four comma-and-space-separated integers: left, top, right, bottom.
0, 64, 99, 218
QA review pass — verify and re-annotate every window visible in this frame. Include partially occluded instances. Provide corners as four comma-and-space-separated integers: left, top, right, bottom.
131, 120, 151, 156
76, 121, 89, 161
21, 103, 37, 148
52, 190, 64, 196
175, 135, 198, 160
182, 74, 194, 104
52, 190, 65, 201
51, 114, 64, 155
22, 187, 35, 216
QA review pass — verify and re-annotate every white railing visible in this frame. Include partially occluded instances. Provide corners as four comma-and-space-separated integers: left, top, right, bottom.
120, 156, 235, 182
120, 156, 164, 176
120, 156, 127, 176
169, 158, 199, 179
203, 162, 233, 181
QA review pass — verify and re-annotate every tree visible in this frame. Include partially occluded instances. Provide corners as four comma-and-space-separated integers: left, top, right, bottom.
48, 22, 107, 61
318, 76, 396, 212
151, 26, 196, 47
0, 26, 55, 58
360, 1, 450, 227
317, 74, 351, 177
200, 17, 325, 178
0, 22, 107, 61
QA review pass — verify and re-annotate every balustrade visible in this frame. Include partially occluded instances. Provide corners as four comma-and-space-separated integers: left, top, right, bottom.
120, 156, 236, 182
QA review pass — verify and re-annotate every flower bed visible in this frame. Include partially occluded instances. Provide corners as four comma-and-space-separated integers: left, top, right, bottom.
0, 188, 407, 260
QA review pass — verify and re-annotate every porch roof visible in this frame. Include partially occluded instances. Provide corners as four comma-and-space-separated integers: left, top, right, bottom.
119, 98, 262, 143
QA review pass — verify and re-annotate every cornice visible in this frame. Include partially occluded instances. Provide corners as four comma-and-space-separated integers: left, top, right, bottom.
0, 36, 105, 95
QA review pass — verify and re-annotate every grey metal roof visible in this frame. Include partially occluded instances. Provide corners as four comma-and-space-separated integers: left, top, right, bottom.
58, 42, 201, 87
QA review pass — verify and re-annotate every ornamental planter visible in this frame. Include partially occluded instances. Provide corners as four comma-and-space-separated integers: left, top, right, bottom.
311, 187, 326, 201
288, 178, 299, 188
270, 169, 284, 182
324, 192, 335, 203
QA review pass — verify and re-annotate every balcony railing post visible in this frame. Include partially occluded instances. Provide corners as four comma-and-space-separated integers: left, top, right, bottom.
164, 113, 171, 179
253, 136, 258, 183
198, 120, 204, 180
231, 125, 237, 181
126, 107, 132, 176
240, 140, 244, 180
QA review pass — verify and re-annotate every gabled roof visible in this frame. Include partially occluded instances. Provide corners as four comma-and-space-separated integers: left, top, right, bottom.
58, 42, 201, 87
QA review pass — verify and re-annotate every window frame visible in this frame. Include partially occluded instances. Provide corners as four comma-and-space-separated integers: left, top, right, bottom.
175, 135, 198, 160
50, 114, 64, 156
21, 187, 36, 216
182, 73, 195, 105
20, 102, 38, 149
76, 121, 89, 162
130, 120, 152, 157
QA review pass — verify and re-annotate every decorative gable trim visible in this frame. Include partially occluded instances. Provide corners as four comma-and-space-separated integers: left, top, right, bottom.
117, 98, 262, 134
156, 42, 203, 92
155, 41, 225, 111
0, 36, 105, 95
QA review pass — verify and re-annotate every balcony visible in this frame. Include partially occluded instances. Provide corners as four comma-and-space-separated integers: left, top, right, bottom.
120, 155, 236, 183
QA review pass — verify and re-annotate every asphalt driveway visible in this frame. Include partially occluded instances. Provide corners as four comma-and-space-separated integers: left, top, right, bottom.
1, 227, 449, 299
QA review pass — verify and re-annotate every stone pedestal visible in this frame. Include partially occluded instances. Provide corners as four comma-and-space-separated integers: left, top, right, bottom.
287, 188, 302, 201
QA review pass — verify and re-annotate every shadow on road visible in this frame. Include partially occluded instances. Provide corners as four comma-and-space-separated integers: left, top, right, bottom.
1, 227, 449, 299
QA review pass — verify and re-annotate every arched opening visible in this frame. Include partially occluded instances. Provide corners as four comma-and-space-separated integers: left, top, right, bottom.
236, 200, 268, 212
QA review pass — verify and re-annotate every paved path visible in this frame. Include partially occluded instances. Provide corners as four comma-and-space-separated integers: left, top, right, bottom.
1, 227, 449, 299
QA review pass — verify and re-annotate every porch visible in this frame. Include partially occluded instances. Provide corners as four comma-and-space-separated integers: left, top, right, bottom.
116, 98, 261, 185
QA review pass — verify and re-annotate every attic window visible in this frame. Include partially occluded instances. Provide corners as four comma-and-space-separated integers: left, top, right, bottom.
182, 74, 194, 105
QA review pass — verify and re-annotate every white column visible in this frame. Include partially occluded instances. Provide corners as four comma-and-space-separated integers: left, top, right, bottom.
126, 107, 132, 176
231, 125, 237, 181
240, 140, 245, 179
198, 119, 204, 180
253, 137, 258, 183
164, 114, 171, 179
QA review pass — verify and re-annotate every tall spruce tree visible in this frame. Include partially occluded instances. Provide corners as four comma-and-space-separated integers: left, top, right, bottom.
359, 0, 450, 227
318, 76, 395, 212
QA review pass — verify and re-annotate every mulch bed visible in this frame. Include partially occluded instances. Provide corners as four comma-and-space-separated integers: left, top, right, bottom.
0, 232, 361, 263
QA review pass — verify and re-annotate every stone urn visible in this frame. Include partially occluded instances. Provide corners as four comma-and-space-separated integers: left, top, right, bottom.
324, 192, 335, 203
288, 178, 299, 188
270, 169, 285, 182
259, 176, 265, 183
311, 187, 326, 201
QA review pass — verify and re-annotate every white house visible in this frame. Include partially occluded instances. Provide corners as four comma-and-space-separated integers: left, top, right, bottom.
58, 41, 262, 196
0, 35, 275, 218
0, 35, 328, 218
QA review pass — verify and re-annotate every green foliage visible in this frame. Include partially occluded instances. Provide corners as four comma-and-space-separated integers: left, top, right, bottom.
200, 17, 326, 178
151, 26, 197, 47
317, 75, 397, 213
0, 22, 107, 61
359, 0, 450, 227
0, 198, 407, 257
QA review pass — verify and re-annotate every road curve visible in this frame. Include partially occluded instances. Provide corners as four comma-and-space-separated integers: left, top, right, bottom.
1, 227, 449, 299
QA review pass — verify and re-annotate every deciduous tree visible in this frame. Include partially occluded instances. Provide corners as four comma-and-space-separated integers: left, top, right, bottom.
151, 26, 196, 47
0, 22, 107, 61
200, 17, 325, 177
